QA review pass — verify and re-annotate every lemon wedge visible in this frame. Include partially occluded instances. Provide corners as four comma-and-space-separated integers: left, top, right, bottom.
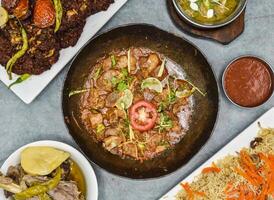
115, 89, 133, 110
21, 146, 70, 176
0, 7, 9, 27
141, 77, 163, 93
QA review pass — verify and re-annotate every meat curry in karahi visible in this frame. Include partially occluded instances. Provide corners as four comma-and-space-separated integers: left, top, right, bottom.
70, 47, 206, 161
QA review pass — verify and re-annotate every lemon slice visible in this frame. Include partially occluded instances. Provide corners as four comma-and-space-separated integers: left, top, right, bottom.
21, 146, 70, 176
115, 89, 133, 110
141, 77, 163, 93
0, 7, 9, 27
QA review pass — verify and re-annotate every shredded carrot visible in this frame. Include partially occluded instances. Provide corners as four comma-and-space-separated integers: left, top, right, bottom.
180, 183, 206, 199
224, 182, 233, 194
238, 185, 245, 200
234, 150, 265, 187
182, 150, 274, 200
181, 183, 194, 200
234, 167, 259, 187
202, 162, 221, 174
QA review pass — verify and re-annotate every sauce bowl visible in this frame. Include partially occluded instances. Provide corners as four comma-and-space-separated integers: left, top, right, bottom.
222, 55, 274, 109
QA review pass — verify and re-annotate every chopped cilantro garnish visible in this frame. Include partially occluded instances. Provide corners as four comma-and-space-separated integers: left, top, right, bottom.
117, 80, 128, 92
157, 113, 173, 132
168, 89, 177, 104
121, 68, 128, 77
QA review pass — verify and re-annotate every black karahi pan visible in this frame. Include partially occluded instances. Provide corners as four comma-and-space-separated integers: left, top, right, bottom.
62, 24, 219, 179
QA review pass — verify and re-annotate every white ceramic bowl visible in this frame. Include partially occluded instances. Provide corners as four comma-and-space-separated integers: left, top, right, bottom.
0, 140, 98, 200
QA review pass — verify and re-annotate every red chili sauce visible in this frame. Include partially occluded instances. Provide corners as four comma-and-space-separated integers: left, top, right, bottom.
224, 57, 273, 107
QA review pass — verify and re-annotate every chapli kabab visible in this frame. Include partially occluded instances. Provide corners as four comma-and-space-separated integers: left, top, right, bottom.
0, 146, 86, 200
70, 47, 205, 161
0, 0, 114, 79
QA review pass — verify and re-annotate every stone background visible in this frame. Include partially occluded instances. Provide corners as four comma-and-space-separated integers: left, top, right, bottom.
0, 0, 273, 199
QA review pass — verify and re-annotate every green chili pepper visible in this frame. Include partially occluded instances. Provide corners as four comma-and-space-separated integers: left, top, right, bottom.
6, 27, 28, 80
8, 74, 31, 89
53, 0, 63, 32
14, 168, 61, 200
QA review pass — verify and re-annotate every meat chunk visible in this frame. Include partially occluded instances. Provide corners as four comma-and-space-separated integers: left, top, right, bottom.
97, 70, 120, 91
88, 113, 103, 128
106, 108, 126, 125
105, 91, 121, 108
48, 181, 82, 200
6, 165, 24, 184
122, 143, 137, 158
33, 0, 56, 28
141, 54, 160, 74
103, 136, 123, 151
22, 175, 48, 186
115, 55, 128, 69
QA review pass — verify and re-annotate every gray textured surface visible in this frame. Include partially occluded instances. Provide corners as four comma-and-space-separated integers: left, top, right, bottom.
0, 0, 274, 199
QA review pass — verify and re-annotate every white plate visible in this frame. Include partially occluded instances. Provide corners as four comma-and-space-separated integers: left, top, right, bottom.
0, 140, 98, 200
160, 107, 274, 200
0, 0, 128, 104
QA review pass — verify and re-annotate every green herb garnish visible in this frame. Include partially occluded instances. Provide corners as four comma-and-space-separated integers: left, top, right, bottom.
69, 89, 89, 98
121, 68, 128, 77
8, 74, 31, 89
111, 55, 116, 67
94, 67, 102, 80
157, 113, 173, 132
157, 102, 166, 113
117, 80, 128, 92
111, 68, 132, 92
6, 26, 28, 80
168, 89, 176, 104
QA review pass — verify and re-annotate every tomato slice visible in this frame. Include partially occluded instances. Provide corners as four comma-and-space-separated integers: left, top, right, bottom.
129, 100, 157, 132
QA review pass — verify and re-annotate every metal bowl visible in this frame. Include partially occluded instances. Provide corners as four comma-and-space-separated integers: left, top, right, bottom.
222, 55, 274, 109
172, 0, 247, 29
62, 24, 219, 179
